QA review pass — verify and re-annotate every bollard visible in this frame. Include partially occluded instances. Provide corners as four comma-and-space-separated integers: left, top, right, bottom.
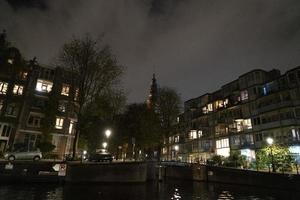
157, 165, 164, 182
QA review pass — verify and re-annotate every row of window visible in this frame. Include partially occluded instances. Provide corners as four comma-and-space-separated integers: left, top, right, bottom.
0, 82, 24, 95
27, 114, 75, 134
35, 79, 78, 100
0, 102, 19, 117
0, 124, 12, 138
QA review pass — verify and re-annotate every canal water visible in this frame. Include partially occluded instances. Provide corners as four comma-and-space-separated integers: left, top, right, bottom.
0, 180, 299, 200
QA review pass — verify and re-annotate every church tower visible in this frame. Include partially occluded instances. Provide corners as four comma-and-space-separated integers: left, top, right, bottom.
147, 73, 158, 110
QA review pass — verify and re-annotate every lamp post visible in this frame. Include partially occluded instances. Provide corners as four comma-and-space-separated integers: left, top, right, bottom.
102, 129, 111, 151
266, 137, 275, 173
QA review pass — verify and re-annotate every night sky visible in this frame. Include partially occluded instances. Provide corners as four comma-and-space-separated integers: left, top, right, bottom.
1, 0, 300, 103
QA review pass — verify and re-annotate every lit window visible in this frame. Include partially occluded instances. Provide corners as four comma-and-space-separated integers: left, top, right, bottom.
216, 138, 229, 149
61, 84, 70, 96
13, 85, 24, 95
35, 79, 53, 93
19, 71, 28, 80
207, 103, 213, 112
7, 59, 13, 64
190, 130, 197, 139
198, 130, 203, 138
174, 135, 179, 143
224, 99, 229, 107
202, 106, 208, 114
243, 118, 252, 130
162, 147, 167, 154
240, 90, 248, 101
235, 119, 243, 132
74, 88, 79, 101
0, 82, 8, 95
69, 120, 75, 134
215, 100, 224, 109
55, 117, 64, 129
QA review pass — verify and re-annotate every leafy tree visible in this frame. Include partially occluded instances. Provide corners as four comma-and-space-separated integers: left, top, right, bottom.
57, 34, 124, 158
116, 103, 161, 159
223, 151, 247, 168
208, 155, 223, 166
256, 145, 293, 172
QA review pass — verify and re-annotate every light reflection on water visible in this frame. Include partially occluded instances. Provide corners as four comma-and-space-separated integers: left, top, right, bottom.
0, 180, 298, 200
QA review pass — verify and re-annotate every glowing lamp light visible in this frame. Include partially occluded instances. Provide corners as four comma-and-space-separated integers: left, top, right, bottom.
105, 129, 112, 138
102, 142, 108, 149
266, 137, 274, 145
174, 145, 179, 152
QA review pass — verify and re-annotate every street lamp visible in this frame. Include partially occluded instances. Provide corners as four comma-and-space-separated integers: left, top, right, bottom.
102, 142, 108, 149
266, 137, 275, 172
105, 129, 112, 138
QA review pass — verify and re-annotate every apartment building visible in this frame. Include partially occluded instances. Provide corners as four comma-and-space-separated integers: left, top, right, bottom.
0, 46, 78, 158
161, 67, 300, 162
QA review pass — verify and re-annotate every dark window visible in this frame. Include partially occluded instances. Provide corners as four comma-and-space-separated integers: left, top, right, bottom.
288, 73, 296, 83
255, 133, 263, 142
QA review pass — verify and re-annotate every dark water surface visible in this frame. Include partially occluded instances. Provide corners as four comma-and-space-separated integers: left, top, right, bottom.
0, 180, 299, 200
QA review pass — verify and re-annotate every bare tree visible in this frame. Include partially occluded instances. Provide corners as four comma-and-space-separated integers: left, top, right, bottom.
157, 86, 181, 135
57, 35, 124, 158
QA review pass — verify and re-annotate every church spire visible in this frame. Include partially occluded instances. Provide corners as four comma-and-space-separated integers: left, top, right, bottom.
147, 73, 158, 110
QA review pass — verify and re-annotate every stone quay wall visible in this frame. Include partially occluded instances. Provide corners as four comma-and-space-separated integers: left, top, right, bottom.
160, 163, 300, 190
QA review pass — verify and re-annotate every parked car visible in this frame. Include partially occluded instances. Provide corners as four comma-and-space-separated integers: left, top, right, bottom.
88, 151, 113, 162
4, 148, 42, 161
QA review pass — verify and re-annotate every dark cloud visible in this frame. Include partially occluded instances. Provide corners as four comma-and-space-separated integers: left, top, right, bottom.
1, 0, 300, 103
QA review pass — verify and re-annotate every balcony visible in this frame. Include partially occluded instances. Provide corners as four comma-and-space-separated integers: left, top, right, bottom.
256, 100, 294, 114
